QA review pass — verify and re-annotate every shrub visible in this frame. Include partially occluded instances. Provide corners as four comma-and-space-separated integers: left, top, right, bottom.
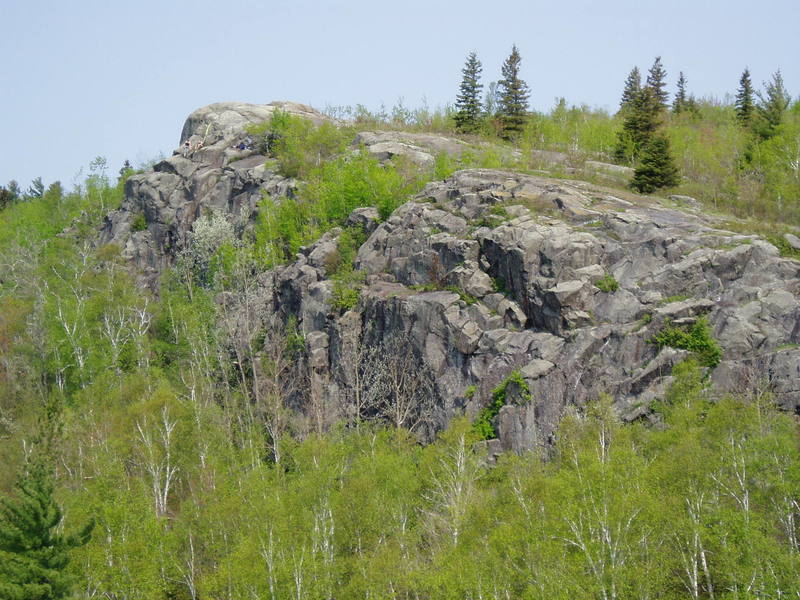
472, 370, 531, 439
131, 212, 147, 232
331, 280, 360, 312
595, 273, 619, 292
651, 316, 722, 368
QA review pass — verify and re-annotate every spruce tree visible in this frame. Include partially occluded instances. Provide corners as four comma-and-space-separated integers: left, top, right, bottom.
497, 45, 530, 139
673, 71, 688, 114
756, 69, 791, 139
619, 67, 642, 113
454, 51, 484, 133
646, 56, 669, 110
613, 87, 662, 164
735, 68, 755, 126
630, 133, 680, 193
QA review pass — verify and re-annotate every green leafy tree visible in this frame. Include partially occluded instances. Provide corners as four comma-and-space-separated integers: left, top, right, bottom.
735, 68, 756, 126
646, 56, 669, 109
631, 133, 680, 193
497, 45, 530, 139
454, 51, 484, 133
0, 457, 93, 599
756, 69, 791, 140
619, 66, 641, 113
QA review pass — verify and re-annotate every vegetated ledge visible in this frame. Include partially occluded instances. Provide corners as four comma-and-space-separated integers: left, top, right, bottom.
100, 101, 800, 453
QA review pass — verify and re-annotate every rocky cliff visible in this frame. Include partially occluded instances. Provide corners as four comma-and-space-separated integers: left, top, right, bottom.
101, 102, 800, 452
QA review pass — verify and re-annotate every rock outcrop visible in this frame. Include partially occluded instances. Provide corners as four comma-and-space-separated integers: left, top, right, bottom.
101, 102, 800, 452
101, 101, 328, 282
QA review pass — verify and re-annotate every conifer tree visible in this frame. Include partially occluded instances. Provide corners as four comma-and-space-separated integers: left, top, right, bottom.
619, 67, 642, 113
496, 45, 530, 139
0, 410, 93, 600
756, 69, 791, 140
630, 133, 680, 193
614, 87, 662, 164
646, 56, 669, 109
673, 71, 689, 114
735, 68, 755, 126
454, 51, 484, 133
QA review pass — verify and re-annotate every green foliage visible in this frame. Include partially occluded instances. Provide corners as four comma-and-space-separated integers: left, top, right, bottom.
630, 133, 680, 193
595, 273, 619, 292
254, 150, 418, 263
651, 316, 723, 367
766, 234, 800, 259
248, 110, 354, 178
130, 212, 147, 232
331, 278, 361, 312
432, 151, 456, 180
472, 370, 531, 439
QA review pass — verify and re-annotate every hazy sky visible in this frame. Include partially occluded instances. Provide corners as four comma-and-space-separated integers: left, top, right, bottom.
1, 0, 798, 188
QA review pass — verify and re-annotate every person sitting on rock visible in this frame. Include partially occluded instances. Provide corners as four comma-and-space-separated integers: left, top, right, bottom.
182, 141, 191, 158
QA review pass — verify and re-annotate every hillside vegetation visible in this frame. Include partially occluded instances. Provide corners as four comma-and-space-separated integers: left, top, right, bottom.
1, 71, 799, 598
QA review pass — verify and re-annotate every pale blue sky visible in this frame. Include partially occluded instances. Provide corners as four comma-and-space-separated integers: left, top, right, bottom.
1, 0, 797, 188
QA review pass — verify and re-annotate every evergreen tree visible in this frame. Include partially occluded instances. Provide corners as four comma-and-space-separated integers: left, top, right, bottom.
756, 69, 791, 139
735, 68, 755, 126
646, 56, 669, 109
619, 66, 641, 113
614, 87, 662, 164
454, 51, 484, 133
26, 177, 44, 199
630, 133, 680, 193
673, 71, 689, 114
0, 411, 93, 600
496, 45, 530, 139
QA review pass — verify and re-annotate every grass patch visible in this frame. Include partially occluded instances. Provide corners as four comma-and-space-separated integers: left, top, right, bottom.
595, 273, 619, 293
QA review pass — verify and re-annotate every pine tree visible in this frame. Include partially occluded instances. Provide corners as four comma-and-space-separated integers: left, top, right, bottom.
756, 69, 791, 140
496, 45, 530, 139
619, 67, 642, 113
0, 411, 93, 600
646, 56, 669, 110
735, 68, 755, 126
454, 51, 484, 133
630, 133, 680, 193
614, 87, 662, 164
673, 71, 688, 114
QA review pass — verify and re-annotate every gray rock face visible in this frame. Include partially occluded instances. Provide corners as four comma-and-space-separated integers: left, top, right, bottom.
221, 168, 800, 451
99, 101, 800, 452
